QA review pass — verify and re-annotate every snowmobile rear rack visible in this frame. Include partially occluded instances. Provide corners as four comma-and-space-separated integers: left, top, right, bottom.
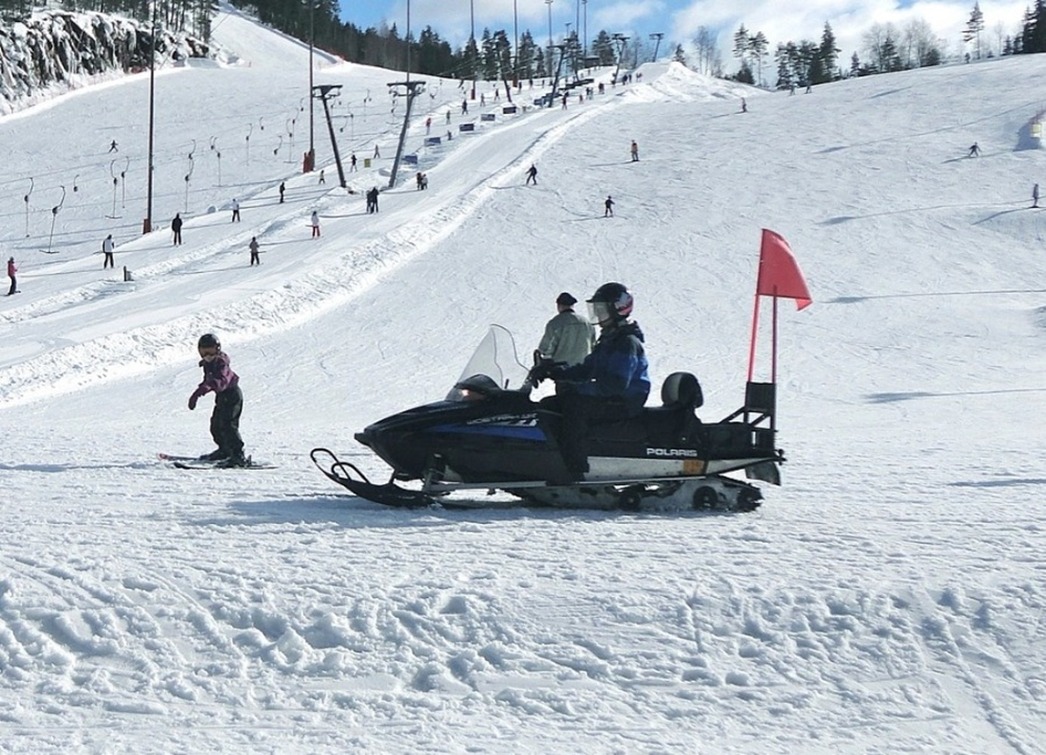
309, 447, 437, 508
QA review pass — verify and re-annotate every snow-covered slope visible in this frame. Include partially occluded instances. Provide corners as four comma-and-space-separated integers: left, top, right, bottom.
0, 8, 1044, 752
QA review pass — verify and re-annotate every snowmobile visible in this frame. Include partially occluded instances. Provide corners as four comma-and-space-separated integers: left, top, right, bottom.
311, 325, 785, 512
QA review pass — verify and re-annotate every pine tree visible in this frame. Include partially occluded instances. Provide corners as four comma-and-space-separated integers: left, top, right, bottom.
748, 31, 768, 86
517, 31, 537, 79
818, 22, 839, 82
591, 30, 615, 65
774, 43, 792, 89
1032, 0, 1046, 53
733, 25, 750, 68
963, 2, 985, 59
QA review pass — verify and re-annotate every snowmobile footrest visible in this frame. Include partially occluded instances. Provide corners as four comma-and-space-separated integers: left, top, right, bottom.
309, 448, 436, 508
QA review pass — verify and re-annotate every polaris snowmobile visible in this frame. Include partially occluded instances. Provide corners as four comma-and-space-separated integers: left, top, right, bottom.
311, 325, 785, 512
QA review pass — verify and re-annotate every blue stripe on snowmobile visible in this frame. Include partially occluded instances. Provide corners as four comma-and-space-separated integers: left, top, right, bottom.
427, 423, 547, 440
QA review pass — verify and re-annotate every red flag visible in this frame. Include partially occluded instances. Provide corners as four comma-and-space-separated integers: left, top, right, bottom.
757, 229, 811, 310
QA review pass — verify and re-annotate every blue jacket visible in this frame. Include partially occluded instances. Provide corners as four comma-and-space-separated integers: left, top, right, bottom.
557, 321, 650, 413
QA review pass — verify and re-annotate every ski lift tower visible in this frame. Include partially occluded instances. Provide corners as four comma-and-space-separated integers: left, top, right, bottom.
611, 33, 630, 82
649, 32, 664, 62
546, 44, 568, 106
387, 79, 426, 188
311, 84, 347, 188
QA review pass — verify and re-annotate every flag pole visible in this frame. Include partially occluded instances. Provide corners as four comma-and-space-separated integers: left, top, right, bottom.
747, 282, 762, 382
771, 286, 779, 384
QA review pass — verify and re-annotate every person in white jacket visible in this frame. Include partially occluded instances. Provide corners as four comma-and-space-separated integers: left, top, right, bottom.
102, 234, 115, 269
538, 292, 595, 368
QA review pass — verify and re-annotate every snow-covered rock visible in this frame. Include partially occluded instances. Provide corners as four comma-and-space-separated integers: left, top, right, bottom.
0, 9, 208, 115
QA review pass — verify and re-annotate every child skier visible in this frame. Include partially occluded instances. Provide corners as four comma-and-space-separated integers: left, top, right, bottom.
188, 333, 248, 467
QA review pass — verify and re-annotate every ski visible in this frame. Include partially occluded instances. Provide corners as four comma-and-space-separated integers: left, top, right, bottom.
158, 452, 215, 462
159, 453, 275, 469
172, 458, 276, 470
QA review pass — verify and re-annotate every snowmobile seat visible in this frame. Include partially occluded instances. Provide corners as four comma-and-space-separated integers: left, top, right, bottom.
642, 372, 705, 444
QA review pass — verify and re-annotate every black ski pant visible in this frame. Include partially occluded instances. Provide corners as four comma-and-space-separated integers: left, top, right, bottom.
7, 276, 15, 295
210, 385, 244, 457
543, 393, 630, 474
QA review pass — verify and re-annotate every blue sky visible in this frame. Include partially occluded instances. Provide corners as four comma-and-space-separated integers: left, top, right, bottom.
340, 1, 1028, 69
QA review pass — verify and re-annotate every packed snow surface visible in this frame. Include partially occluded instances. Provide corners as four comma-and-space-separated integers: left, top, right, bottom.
0, 5, 1044, 752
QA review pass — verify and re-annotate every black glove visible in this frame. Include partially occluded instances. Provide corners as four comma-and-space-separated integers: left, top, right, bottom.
530, 359, 562, 383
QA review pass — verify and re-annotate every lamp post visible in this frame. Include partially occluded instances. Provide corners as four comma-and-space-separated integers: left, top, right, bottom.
582, 0, 588, 59
513, 0, 518, 85
144, 0, 156, 234
565, 22, 572, 76
307, 0, 315, 171
469, 0, 476, 99
545, 0, 553, 74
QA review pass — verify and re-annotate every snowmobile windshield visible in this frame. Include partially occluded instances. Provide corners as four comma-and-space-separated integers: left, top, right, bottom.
446, 325, 531, 401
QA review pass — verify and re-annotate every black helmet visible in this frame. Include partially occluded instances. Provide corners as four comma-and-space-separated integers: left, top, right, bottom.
588, 282, 634, 324
197, 333, 220, 351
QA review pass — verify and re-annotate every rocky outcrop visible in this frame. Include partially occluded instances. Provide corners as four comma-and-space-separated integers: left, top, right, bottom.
0, 10, 209, 115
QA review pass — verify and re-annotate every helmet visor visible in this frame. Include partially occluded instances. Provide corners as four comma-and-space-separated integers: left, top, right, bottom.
588, 301, 615, 325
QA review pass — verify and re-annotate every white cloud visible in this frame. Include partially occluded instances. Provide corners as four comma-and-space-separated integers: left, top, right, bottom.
669, 0, 1029, 70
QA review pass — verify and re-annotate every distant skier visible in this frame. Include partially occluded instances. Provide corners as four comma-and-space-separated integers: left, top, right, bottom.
231, 198, 240, 222
171, 213, 183, 245
416, 171, 424, 190
188, 333, 248, 468
249, 236, 260, 266
6, 256, 17, 295
108, 139, 118, 153
349, 153, 357, 172
1033, 183, 1039, 208
310, 210, 321, 238
526, 164, 538, 185
967, 142, 980, 157
741, 97, 747, 113
425, 116, 432, 134
102, 234, 115, 269
461, 98, 469, 115
367, 187, 380, 213
278, 181, 286, 203
318, 169, 325, 185
630, 140, 639, 162
604, 195, 615, 217
374, 144, 381, 159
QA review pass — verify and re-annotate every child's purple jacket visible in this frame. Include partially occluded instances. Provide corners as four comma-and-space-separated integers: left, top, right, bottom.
196, 352, 239, 396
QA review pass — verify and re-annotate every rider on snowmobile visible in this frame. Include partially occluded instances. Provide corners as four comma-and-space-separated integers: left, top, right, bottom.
534, 282, 651, 480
